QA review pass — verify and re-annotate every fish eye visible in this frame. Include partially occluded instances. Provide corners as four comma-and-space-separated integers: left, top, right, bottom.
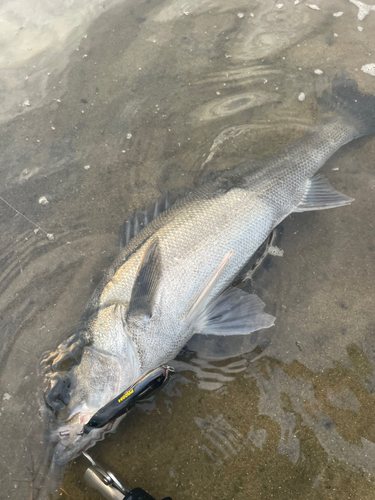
44, 374, 72, 414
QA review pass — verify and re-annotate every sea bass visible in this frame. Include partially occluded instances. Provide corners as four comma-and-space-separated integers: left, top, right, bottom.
41, 76, 375, 465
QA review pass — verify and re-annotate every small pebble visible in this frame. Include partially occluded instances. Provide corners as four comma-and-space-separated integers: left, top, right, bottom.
237, 12, 244, 18
268, 246, 284, 257
306, 4, 320, 10
361, 63, 375, 76
22, 99, 31, 107
39, 196, 49, 206
127, 133, 132, 139
314, 69, 323, 75
51, 126, 56, 130
47, 233, 55, 241
333, 12, 343, 17
358, 26, 363, 31
84, 165, 90, 170
298, 92, 306, 101
276, 3, 284, 9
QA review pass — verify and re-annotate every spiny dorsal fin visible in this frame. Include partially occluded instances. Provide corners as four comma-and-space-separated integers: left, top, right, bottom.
119, 192, 181, 250
128, 238, 161, 318
294, 173, 354, 212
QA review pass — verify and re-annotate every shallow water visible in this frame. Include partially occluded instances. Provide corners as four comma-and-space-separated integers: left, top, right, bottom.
1, 0, 375, 498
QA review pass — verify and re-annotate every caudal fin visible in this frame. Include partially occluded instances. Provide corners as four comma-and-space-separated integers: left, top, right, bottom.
319, 75, 375, 139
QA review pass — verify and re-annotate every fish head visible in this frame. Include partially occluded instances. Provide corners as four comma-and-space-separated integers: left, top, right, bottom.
42, 314, 140, 464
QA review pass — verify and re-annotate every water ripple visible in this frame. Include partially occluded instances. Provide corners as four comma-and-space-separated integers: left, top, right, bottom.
193, 90, 280, 121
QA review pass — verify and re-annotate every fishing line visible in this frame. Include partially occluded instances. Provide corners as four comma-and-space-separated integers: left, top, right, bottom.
0, 196, 54, 240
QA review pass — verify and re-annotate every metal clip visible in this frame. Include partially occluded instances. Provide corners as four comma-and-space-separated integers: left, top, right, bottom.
83, 451, 129, 499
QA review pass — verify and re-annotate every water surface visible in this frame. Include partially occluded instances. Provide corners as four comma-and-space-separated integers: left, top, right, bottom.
1, 0, 375, 498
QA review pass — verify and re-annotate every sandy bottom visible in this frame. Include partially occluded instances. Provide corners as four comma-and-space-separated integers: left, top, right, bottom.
1, 0, 375, 498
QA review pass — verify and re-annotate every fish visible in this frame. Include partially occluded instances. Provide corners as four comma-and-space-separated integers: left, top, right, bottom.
40, 76, 375, 466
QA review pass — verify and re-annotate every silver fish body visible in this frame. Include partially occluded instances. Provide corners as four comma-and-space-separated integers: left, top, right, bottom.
41, 76, 375, 464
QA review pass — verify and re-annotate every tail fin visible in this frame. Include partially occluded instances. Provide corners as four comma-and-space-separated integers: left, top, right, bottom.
318, 75, 375, 139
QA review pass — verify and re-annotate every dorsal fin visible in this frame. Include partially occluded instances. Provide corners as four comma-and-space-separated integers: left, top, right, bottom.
128, 238, 161, 319
119, 192, 181, 250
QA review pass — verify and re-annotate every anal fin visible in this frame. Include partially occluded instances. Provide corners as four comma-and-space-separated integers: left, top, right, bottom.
294, 173, 354, 212
196, 287, 275, 336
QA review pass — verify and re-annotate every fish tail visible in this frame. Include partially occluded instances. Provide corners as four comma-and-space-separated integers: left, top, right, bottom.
319, 75, 375, 139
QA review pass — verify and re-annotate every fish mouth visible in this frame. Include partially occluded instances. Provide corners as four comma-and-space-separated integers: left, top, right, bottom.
56, 424, 84, 448
52, 417, 119, 466
54, 409, 90, 443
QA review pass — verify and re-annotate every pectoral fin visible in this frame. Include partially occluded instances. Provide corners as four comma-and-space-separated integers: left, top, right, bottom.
295, 174, 354, 212
128, 238, 161, 318
195, 287, 275, 336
